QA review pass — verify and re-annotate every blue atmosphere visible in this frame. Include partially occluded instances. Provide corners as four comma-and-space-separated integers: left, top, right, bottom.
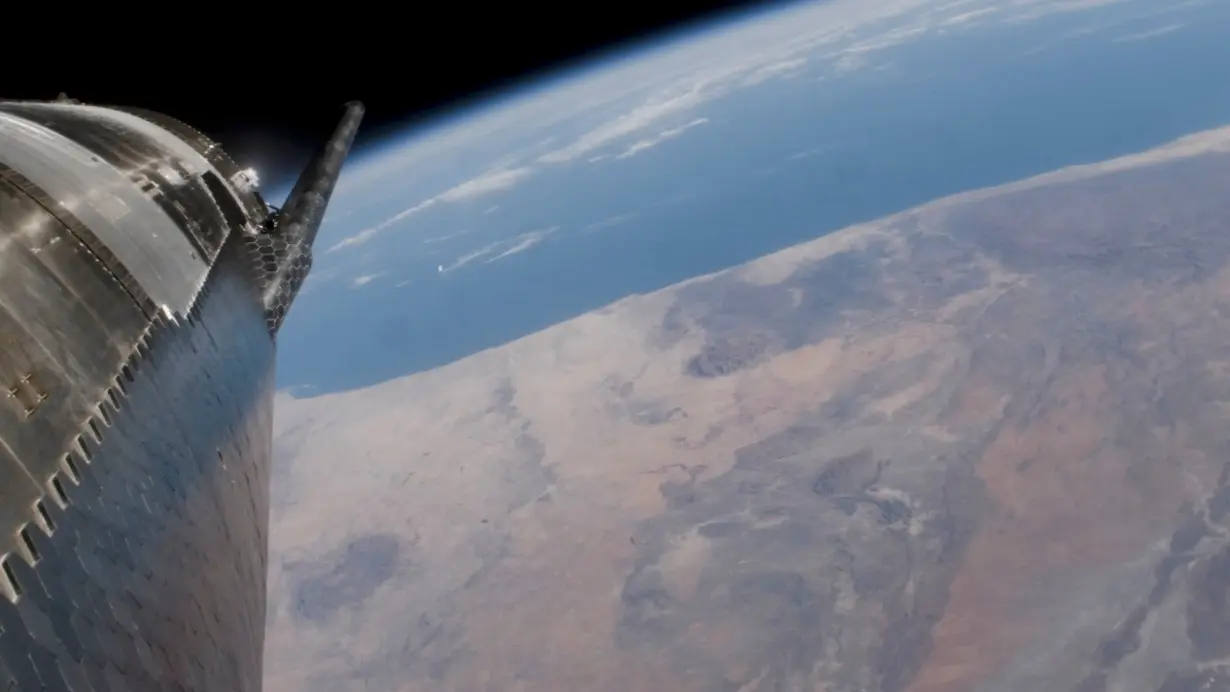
275, 0, 1230, 396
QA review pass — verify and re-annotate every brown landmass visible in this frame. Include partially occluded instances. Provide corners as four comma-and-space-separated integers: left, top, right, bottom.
264, 126, 1230, 692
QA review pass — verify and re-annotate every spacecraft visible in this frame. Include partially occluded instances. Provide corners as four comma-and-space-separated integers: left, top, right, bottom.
0, 98, 362, 690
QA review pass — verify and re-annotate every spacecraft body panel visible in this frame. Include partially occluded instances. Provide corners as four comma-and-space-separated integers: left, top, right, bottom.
115, 108, 274, 226
0, 107, 216, 316
0, 103, 280, 691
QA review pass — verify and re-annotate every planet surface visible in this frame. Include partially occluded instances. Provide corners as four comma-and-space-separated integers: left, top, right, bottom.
263, 1, 1230, 690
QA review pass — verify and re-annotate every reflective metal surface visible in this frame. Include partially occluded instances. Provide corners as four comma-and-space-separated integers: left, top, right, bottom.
115, 108, 273, 228
0, 110, 208, 319
0, 101, 361, 690
244, 101, 364, 333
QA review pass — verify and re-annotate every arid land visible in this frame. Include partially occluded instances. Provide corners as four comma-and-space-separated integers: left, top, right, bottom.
265, 126, 1230, 692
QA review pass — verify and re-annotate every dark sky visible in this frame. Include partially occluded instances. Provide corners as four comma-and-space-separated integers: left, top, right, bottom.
8, 1, 778, 186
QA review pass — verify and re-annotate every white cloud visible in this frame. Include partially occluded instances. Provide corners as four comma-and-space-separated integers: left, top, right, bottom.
439, 227, 558, 273
998, 0, 1131, 24
327, 198, 435, 252
345, 0, 1146, 183
440, 245, 495, 273
833, 52, 872, 75
423, 228, 471, 245
437, 167, 534, 202
1009, 0, 1196, 55
483, 227, 555, 262
330, 0, 1155, 250
538, 85, 713, 164
580, 212, 638, 235
328, 226, 382, 251
520, 0, 1140, 165
740, 58, 808, 87
350, 273, 384, 288
614, 118, 710, 160
1110, 22, 1184, 43
788, 146, 830, 162
327, 168, 532, 252
938, 7, 999, 26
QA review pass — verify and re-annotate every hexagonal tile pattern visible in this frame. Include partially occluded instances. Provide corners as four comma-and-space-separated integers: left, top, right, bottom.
241, 230, 313, 335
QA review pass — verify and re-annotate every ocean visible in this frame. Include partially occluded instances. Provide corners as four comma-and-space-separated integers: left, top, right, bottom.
278, 0, 1230, 396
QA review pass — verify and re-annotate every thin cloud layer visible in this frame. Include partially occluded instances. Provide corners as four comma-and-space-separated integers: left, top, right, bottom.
538, 88, 713, 164
484, 227, 555, 262
350, 273, 384, 288
439, 227, 558, 273
438, 167, 534, 202
587, 118, 712, 162
616, 118, 710, 160
1110, 22, 1185, 43
329, 0, 1144, 252
328, 168, 533, 252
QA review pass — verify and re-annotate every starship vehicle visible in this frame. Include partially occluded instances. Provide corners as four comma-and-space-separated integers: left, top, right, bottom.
0, 97, 362, 690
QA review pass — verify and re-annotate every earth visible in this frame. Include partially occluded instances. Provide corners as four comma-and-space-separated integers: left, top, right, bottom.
262, 1, 1230, 691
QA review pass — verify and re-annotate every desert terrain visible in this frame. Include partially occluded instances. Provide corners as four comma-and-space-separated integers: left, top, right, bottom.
265, 126, 1230, 692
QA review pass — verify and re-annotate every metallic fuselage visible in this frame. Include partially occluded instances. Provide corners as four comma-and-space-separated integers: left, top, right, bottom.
0, 101, 360, 690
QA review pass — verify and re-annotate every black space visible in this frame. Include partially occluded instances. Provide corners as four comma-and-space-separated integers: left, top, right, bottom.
8, 1, 778, 186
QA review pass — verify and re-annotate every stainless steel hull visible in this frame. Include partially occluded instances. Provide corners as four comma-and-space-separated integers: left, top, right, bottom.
0, 235, 276, 690
0, 100, 360, 690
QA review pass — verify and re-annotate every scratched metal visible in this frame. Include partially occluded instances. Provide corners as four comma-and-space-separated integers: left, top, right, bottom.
0, 234, 276, 691
0, 110, 207, 318
0, 104, 245, 263
0, 161, 157, 319
0, 100, 360, 691
0, 173, 148, 573
115, 108, 273, 228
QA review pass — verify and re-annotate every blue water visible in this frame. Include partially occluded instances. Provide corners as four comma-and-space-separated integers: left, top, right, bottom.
277, 1, 1230, 396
